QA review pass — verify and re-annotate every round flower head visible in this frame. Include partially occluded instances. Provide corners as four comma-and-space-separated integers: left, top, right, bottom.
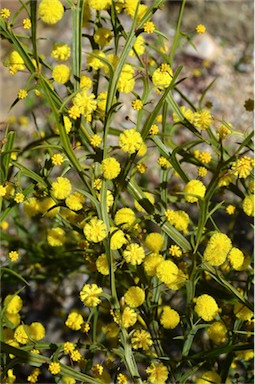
80, 284, 103, 307
144, 233, 164, 252
96, 253, 109, 275
52, 64, 71, 84
129, 35, 145, 57
110, 228, 127, 250
24, 197, 40, 216
6, 312, 21, 327
47, 227, 66, 247
119, 307, 137, 328
197, 371, 221, 384
87, 49, 106, 70
124, 286, 145, 308
80, 75, 92, 90
65, 311, 84, 330
29, 322, 46, 341
203, 232, 232, 266
160, 306, 180, 329
193, 110, 213, 130
38, 0, 64, 24
72, 89, 97, 118
117, 64, 135, 93
65, 192, 85, 211
196, 24, 206, 34
123, 243, 145, 265
165, 209, 189, 234
143, 253, 164, 277
152, 64, 173, 89
194, 294, 220, 321
38, 197, 60, 218
231, 156, 254, 179
51, 177, 72, 199
88, 0, 111, 10
4, 295, 23, 314
48, 362, 61, 375
207, 321, 228, 344
156, 260, 179, 285
242, 195, 254, 216
124, 0, 148, 21
14, 324, 30, 344
51, 43, 71, 61
228, 247, 244, 270
83, 217, 107, 243
8, 50, 25, 75
131, 329, 152, 350
94, 27, 113, 47
119, 128, 143, 154
146, 362, 169, 384
233, 302, 253, 321
101, 157, 121, 179
114, 207, 136, 229
183, 180, 206, 203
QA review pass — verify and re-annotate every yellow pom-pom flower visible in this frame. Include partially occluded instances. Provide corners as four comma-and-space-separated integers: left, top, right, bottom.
143, 253, 164, 277
38, 0, 64, 24
47, 227, 66, 247
146, 362, 169, 384
8, 251, 19, 262
87, 49, 106, 70
48, 362, 61, 375
242, 194, 254, 216
194, 294, 220, 321
51, 177, 72, 199
233, 302, 253, 321
207, 321, 228, 344
80, 283, 103, 307
117, 64, 135, 93
96, 253, 109, 275
193, 110, 213, 130
94, 27, 113, 47
51, 43, 71, 61
228, 247, 244, 270
197, 371, 221, 384
152, 64, 173, 89
196, 24, 206, 34
134, 192, 155, 213
183, 180, 206, 203
124, 286, 145, 308
110, 228, 127, 250
4, 294, 23, 314
88, 0, 111, 10
65, 192, 85, 211
101, 157, 121, 179
119, 128, 143, 154
83, 217, 107, 243
29, 322, 46, 341
144, 232, 164, 252
123, 243, 145, 265
131, 329, 152, 350
114, 207, 136, 229
160, 306, 180, 329
156, 260, 179, 285
203, 232, 232, 266
52, 64, 71, 84
231, 156, 254, 179
65, 311, 84, 330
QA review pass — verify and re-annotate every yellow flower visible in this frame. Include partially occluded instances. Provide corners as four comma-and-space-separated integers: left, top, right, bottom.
197, 371, 221, 384
146, 362, 169, 384
124, 286, 145, 308
196, 24, 206, 34
114, 207, 136, 229
0, 185, 7, 197
51, 153, 64, 165
119, 128, 143, 154
62, 376, 76, 384
38, 197, 60, 217
65, 192, 85, 211
143, 21, 156, 33
27, 368, 41, 383
199, 151, 212, 164
117, 64, 135, 93
193, 110, 212, 130
124, 0, 148, 21
149, 124, 159, 135
242, 194, 254, 216
6, 313, 21, 327
143, 253, 164, 276
87, 49, 106, 70
101, 157, 121, 179
68, 105, 81, 120
8, 50, 25, 75
228, 247, 244, 270
233, 302, 253, 321
80, 74, 92, 90
96, 253, 110, 275
131, 329, 152, 350
88, 0, 111, 10
83, 217, 107, 242
51, 43, 71, 61
14, 324, 30, 344
51, 177, 72, 199
4, 294, 23, 314
14, 193, 25, 203
94, 27, 113, 47
226, 204, 236, 215
8, 250, 19, 262
194, 294, 220, 321
65, 311, 84, 330
17, 89, 28, 99
123, 243, 145, 265
29, 322, 46, 341
183, 179, 206, 203
70, 349, 82, 361
231, 156, 254, 178
134, 191, 155, 213
48, 362, 61, 375
73, 89, 97, 118
52, 64, 71, 84
80, 283, 103, 307
90, 134, 102, 147
144, 232, 164, 252
129, 35, 145, 57
197, 166, 208, 177
207, 321, 228, 344
115, 306, 137, 328
203, 232, 232, 266
169, 245, 182, 257
24, 197, 40, 216
47, 227, 66, 247
23, 18, 32, 29
160, 306, 180, 329
63, 341, 75, 354
173, 105, 194, 124
110, 228, 127, 250
217, 124, 231, 139
38, 0, 64, 24
1, 8, 11, 18
117, 373, 129, 384
132, 99, 143, 111
152, 64, 173, 89
156, 260, 179, 285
